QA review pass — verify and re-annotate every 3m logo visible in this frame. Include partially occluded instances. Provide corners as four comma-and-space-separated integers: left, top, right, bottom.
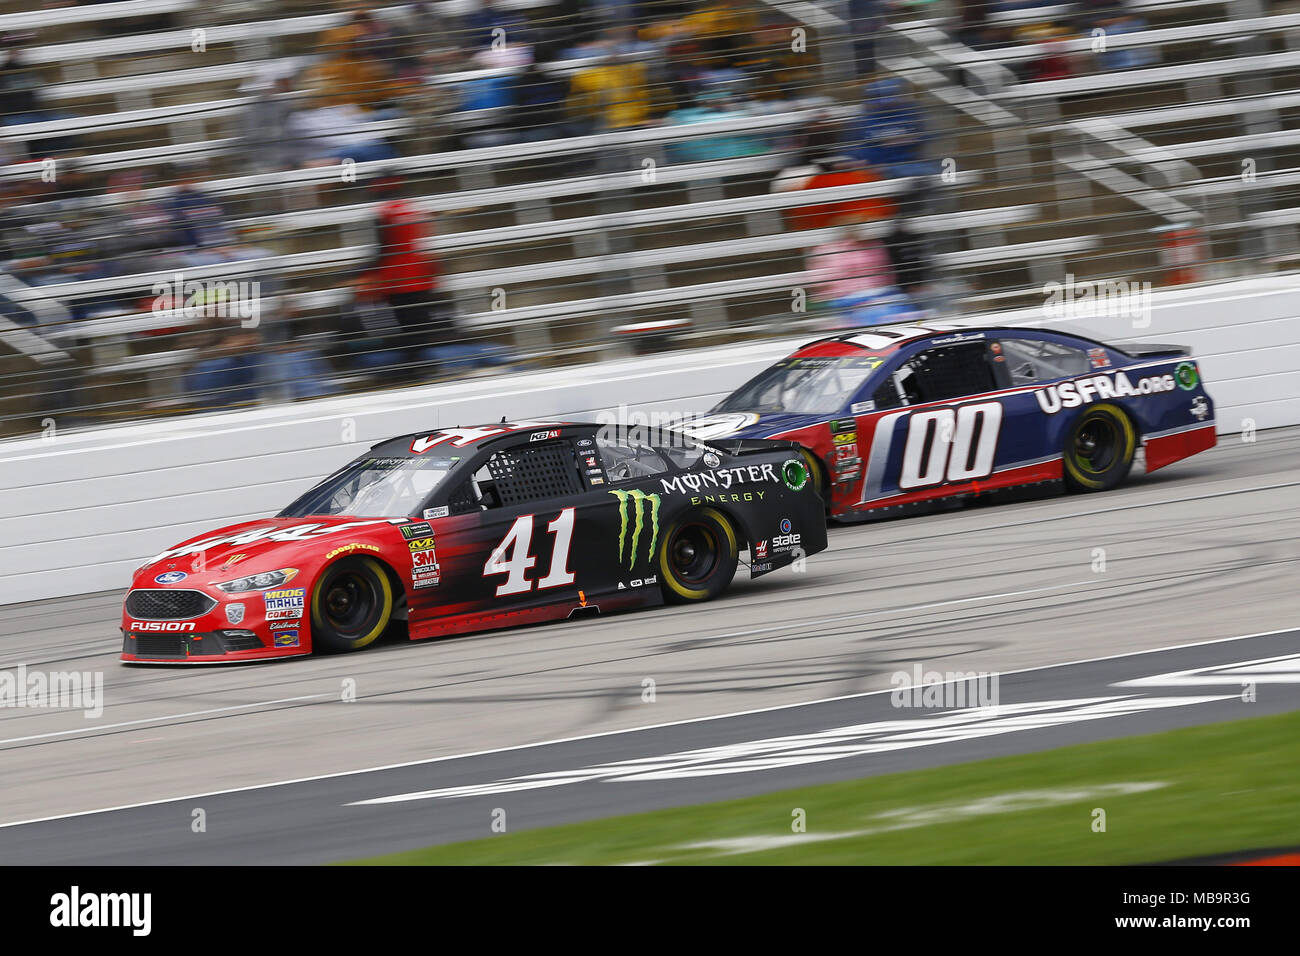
609, 490, 661, 568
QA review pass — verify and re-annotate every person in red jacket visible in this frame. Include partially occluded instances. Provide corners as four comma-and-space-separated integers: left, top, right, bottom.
356, 172, 453, 379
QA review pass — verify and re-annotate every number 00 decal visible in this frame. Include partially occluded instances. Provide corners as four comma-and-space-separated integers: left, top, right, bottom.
898, 402, 1003, 490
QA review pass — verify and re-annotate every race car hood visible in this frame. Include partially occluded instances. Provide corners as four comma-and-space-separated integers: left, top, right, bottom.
133, 515, 408, 586
679, 410, 832, 442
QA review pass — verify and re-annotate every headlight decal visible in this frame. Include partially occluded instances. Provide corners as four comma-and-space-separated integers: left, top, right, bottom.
214, 568, 299, 593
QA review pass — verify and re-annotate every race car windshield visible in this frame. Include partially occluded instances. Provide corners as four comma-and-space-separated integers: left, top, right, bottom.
715, 355, 885, 415
278, 455, 459, 518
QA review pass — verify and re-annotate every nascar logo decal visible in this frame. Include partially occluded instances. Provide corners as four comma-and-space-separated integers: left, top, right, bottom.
1034, 371, 1175, 414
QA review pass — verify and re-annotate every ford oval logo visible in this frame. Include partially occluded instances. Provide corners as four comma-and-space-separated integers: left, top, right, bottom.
155, 571, 188, 584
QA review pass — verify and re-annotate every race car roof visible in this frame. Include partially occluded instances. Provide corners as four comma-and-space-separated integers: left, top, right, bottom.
370, 421, 581, 453
795, 323, 981, 355
793, 322, 1123, 357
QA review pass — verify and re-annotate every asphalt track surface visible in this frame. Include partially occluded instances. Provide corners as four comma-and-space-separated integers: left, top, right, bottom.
1, 426, 1297, 863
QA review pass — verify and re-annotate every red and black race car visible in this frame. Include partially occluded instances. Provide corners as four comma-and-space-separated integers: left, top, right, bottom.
121, 422, 826, 663
680, 324, 1217, 520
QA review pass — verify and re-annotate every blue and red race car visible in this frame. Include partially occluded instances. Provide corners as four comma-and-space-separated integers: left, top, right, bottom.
680, 324, 1216, 520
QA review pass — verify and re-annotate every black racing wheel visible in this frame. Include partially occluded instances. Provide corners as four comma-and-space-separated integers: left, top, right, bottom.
1063, 403, 1137, 492
310, 555, 394, 653
658, 507, 739, 603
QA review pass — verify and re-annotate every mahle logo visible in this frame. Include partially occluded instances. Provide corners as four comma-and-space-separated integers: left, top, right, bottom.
609, 490, 661, 567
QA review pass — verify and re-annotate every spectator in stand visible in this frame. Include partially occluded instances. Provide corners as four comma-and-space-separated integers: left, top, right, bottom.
0, 35, 38, 125
511, 60, 571, 142
956, 0, 992, 49
660, 27, 709, 111
348, 6, 405, 67
260, 300, 334, 403
773, 121, 898, 232
304, 21, 413, 111
1094, 10, 1158, 71
808, 214, 918, 329
567, 51, 656, 133
353, 172, 513, 380
848, 0, 885, 77
1027, 38, 1074, 82
183, 323, 262, 409
100, 169, 178, 276
663, 85, 767, 164
884, 184, 940, 312
164, 164, 237, 253
453, 21, 534, 144
847, 78, 939, 181
354, 172, 448, 382
160, 164, 278, 296
0, 34, 80, 159
678, 0, 759, 70
736, 11, 812, 101
239, 63, 302, 173
459, 0, 534, 51
286, 91, 399, 166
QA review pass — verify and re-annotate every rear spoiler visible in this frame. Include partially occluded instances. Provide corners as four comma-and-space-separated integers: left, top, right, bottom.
1118, 343, 1191, 359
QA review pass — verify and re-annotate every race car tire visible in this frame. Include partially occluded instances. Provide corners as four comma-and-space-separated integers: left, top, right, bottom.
1063, 403, 1137, 492
658, 507, 739, 604
309, 555, 394, 653
798, 448, 827, 500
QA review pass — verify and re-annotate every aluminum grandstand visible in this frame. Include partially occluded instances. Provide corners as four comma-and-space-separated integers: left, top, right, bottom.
1, 0, 1297, 436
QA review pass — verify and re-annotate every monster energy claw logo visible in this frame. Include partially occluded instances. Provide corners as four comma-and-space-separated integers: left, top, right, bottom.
609, 490, 661, 567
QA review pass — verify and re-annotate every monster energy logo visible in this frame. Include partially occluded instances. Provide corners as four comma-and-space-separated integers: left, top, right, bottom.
609, 489, 661, 567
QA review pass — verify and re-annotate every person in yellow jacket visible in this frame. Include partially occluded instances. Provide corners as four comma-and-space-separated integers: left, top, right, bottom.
566, 55, 655, 131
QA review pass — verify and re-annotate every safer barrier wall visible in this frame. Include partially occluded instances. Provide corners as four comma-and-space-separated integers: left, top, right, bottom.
1, 274, 1297, 605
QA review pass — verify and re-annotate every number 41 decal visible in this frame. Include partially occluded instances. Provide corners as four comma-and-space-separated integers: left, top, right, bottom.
484, 507, 576, 596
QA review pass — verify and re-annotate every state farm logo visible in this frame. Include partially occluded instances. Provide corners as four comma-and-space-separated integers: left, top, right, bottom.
131, 621, 196, 631
772, 518, 801, 549
1034, 371, 1175, 414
